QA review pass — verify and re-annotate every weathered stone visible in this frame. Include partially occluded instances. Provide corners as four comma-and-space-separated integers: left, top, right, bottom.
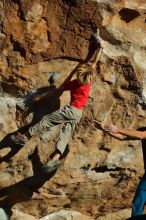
39, 210, 93, 220
96, 208, 131, 220
0, 1, 145, 220
11, 209, 37, 220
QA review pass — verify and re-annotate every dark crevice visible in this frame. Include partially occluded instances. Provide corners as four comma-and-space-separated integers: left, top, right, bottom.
42, 56, 82, 63
112, 90, 125, 101
10, 35, 26, 58
18, 9, 26, 21
63, 204, 72, 208
13, 41, 26, 58
47, 31, 52, 43
99, 145, 111, 153
10, 0, 26, 21
81, 165, 126, 173
92, 165, 125, 173
119, 8, 140, 23
9, 0, 20, 4
63, 0, 85, 7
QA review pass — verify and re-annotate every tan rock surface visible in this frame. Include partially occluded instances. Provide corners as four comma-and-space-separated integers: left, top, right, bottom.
0, 0, 146, 220
40, 210, 93, 220
11, 209, 38, 220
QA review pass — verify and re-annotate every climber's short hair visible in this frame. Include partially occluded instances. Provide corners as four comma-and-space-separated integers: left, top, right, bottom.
76, 63, 94, 85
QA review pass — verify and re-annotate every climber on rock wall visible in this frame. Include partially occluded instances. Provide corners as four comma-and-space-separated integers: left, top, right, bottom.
10, 31, 104, 173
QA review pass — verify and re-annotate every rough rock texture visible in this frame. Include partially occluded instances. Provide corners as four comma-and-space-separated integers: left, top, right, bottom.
11, 209, 37, 220
0, 0, 146, 219
40, 210, 93, 220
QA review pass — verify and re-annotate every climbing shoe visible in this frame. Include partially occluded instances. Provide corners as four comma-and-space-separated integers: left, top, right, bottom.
10, 132, 28, 145
41, 159, 61, 173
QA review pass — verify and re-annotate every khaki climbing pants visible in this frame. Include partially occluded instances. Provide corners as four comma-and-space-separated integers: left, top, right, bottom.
28, 105, 82, 154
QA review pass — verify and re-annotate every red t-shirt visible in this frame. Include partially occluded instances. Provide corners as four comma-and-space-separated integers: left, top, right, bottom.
63, 79, 91, 109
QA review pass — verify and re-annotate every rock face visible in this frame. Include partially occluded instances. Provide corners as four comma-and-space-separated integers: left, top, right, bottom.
40, 210, 93, 220
0, 0, 146, 219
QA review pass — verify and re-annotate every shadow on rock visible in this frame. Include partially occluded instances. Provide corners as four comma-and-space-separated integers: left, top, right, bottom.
17, 84, 61, 134
0, 133, 24, 163
0, 147, 56, 208
0, 83, 62, 163
0, 36, 98, 163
